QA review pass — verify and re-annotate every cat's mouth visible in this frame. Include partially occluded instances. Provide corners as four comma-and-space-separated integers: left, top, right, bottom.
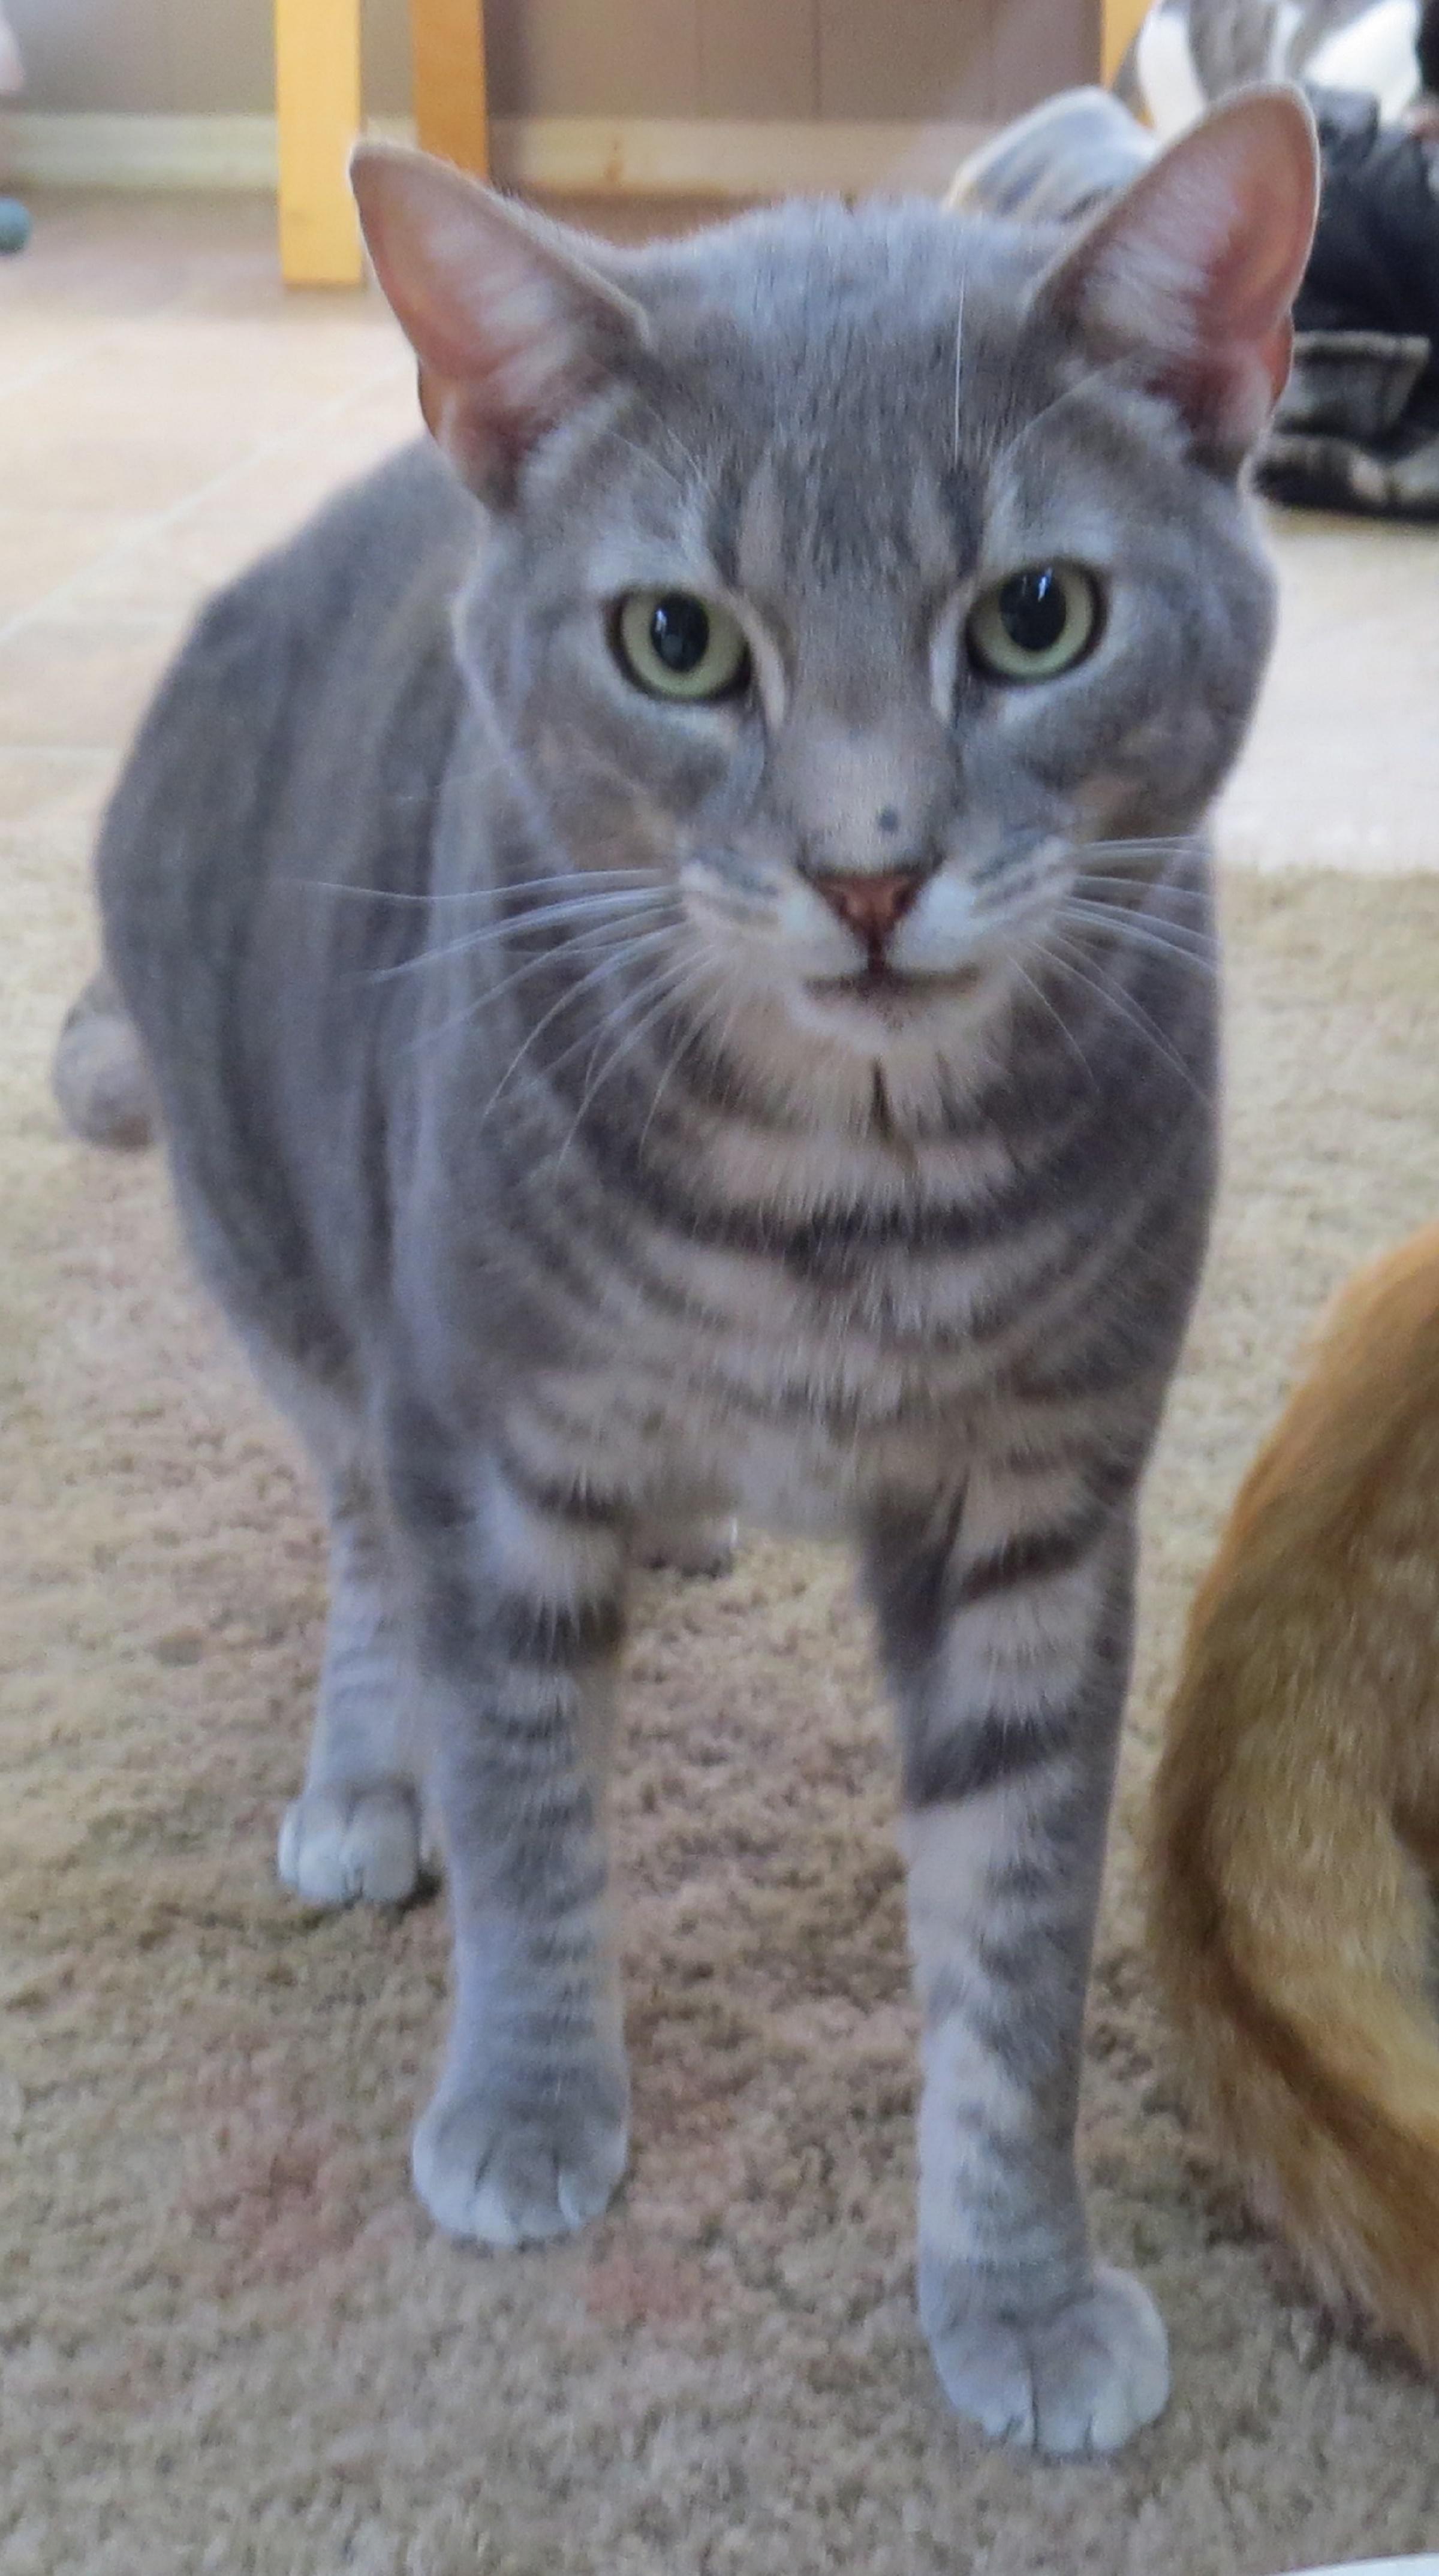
805, 961, 985, 1013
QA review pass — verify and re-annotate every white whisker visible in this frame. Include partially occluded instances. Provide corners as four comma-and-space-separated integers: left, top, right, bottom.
299, 864, 662, 911
469, 928, 679, 1116
553, 958, 699, 1169
1074, 872, 1209, 907
1042, 930, 1204, 1099
1010, 957, 1096, 1088
992, 354, 1130, 479
598, 423, 690, 504
631, 395, 710, 495
401, 921, 664, 1068
636, 963, 728, 1155
1080, 834, 1206, 864
366, 887, 672, 983
410, 911, 669, 1032
1060, 896, 1217, 972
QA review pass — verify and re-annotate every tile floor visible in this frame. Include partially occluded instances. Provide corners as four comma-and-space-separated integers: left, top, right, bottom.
0, 190, 724, 857
0, 192, 412, 863
1, 184, 1436, 880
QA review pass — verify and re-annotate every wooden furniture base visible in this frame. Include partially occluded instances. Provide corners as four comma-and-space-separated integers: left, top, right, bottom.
275, 0, 489, 289
274, 0, 1146, 286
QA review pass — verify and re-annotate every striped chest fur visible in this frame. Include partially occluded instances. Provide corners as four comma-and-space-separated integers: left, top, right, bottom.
411, 901, 1216, 1538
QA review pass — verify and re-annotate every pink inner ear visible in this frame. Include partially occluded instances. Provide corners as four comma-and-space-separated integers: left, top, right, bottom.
1049, 88, 1319, 457
360, 179, 580, 465
1167, 189, 1307, 439
417, 350, 565, 493
351, 144, 646, 504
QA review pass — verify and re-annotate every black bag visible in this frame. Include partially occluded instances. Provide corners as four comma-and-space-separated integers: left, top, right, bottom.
1260, 85, 1439, 516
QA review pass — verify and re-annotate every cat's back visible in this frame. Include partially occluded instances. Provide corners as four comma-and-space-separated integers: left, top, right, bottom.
177, 436, 474, 686
98, 439, 478, 947
91, 442, 484, 1365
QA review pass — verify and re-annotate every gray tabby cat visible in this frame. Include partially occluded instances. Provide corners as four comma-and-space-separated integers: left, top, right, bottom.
64, 89, 1317, 2454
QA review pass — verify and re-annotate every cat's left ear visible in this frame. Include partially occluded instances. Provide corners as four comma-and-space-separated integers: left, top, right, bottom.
350, 143, 649, 506
1034, 85, 1319, 465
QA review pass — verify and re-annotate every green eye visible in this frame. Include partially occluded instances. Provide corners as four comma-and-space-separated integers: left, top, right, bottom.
967, 562, 1101, 683
612, 589, 751, 703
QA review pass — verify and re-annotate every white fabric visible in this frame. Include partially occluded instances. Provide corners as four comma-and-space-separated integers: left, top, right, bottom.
1135, 7, 1211, 136
0, 8, 24, 98
1286, 2557, 1439, 2575
1306, 0, 1423, 116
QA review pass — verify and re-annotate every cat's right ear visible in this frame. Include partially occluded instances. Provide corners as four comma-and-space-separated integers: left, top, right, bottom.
350, 144, 648, 507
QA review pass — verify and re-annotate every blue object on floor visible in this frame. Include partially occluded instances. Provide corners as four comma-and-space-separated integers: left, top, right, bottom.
0, 197, 30, 253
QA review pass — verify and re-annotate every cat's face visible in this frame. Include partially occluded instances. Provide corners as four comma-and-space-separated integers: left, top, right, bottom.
460, 204, 1274, 1071
353, 97, 1316, 1092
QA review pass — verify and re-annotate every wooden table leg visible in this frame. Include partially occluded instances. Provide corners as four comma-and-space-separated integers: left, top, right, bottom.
1100, 0, 1152, 86
410, 0, 490, 176
275, 0, 364, 287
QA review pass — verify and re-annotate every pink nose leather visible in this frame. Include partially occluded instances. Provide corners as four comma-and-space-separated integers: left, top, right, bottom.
811, 868, 925, 951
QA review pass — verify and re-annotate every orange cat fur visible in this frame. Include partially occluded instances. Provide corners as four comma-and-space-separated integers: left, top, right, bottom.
1150, 1219, 1439, 2368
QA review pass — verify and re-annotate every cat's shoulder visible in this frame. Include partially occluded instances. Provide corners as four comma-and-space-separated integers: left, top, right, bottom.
193, 441, 477, 656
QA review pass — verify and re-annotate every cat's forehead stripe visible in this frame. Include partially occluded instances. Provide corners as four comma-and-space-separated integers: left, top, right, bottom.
715, 450, 979, 611
732, 459, 784, 598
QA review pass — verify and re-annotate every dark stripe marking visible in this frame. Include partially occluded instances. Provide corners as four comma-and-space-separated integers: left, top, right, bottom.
497, 1456, 632, 1532
902, 1707, 1074, 1808
949, 1513, 1101, 1613
491, 1589, 625, 1667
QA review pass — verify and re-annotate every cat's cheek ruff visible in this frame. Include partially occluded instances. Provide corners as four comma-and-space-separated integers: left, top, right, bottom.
685, 873, 863, 995
887, 871, 985, 981
689, 863, 1023, 1005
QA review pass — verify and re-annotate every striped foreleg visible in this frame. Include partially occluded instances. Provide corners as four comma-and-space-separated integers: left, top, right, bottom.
868, 1471, 1168, 2454
399, 1444, 632, 2246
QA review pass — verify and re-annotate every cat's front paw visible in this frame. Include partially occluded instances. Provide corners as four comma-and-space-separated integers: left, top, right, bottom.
413, 2061, 629, 2247
277, 1779, 431, 1907
921, 2260, 1169, 2456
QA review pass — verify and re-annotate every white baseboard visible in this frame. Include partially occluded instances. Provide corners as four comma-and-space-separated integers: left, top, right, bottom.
488, 116, 988, 195
0, 109, 986, 198
0, 112, 274, 189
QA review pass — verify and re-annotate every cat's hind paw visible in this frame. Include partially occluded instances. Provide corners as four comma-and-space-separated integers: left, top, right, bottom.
277, 1779, 431, 1907
922, 2262, 1170, 2456
413, 2066, 629, 2247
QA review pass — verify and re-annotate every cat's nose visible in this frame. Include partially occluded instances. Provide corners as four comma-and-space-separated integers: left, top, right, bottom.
809, 867, 928, 952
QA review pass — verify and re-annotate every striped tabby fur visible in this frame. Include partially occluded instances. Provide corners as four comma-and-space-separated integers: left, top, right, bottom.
69, 96, 1317, 2453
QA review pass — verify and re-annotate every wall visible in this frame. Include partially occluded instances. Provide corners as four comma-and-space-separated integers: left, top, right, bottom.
2, 0, 404, 115
484, 0, 1098, 121
2, 0, 1097, 123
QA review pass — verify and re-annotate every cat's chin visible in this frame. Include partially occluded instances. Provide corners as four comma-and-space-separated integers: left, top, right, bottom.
797, 961, 989, 1042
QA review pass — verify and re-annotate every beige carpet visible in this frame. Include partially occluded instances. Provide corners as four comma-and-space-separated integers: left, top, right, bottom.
6, 854, 1439, 2576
